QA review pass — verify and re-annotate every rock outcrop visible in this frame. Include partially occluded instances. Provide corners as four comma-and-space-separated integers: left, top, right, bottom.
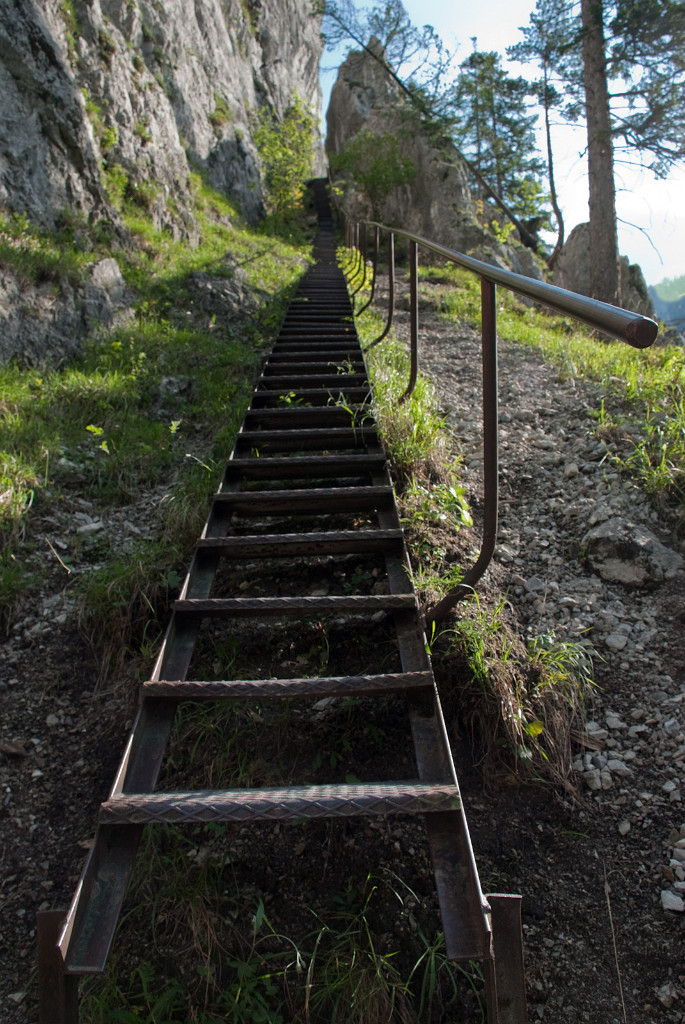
0, 0, 324, 362
326, 41, 481, 251
325, 40, 545, 275
553, 222, 656, 318
0, 257, 134, 365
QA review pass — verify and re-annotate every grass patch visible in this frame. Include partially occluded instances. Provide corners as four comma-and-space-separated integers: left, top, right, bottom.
0, 210, 95, 287
433, 597, 595, 786
81, 851, 479, 1023
0, 174, 311, 647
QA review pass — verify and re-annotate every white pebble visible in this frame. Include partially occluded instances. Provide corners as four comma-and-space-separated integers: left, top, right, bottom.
660, 890, 684, 912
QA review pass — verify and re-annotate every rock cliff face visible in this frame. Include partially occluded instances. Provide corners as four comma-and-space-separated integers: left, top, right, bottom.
0, 0, 323, 231
0, 0, 323, 362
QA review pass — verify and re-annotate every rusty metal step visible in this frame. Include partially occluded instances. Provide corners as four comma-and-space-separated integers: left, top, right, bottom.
267, 349, 362, 361
250, 387, 370, 408
142, 670, 433, 699
100, 782, 460, 825
234, 427, 376, 451
212, 485, 393, 513
256, 373, 368, 389
173, 594, 416, 617
262, 361, 364, 375
222, 454, 386, 481
196, 529, 403, 556
243, 407, 366, 429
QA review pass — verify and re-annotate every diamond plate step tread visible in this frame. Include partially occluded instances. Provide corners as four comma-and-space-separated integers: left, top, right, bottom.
142, 670, 433, 699
250, 389, 370, 408
256, 375, 368, 388
196, 529, 404, 556
235, 428, 376, 450
244, 408, 368, 428
213, 485, 393, 512
100, 782, 461, 824
263, 362, 364, 374
225, 454, 386, 474
173, 593, 416, 616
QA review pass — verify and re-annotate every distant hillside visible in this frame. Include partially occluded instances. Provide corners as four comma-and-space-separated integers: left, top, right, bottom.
653, 273, 685, 302
649, 279, 685, 336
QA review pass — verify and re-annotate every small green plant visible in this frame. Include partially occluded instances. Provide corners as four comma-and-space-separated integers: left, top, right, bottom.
98, 27, 117, 67
489, 217, 516, 245
253, 94, 316, 223
357, 319, 454, 486
208, 91, 232, 135
0, 211, 89, 287
83, 859, 467, 1022
432, 596, 594, 784
331, 130, 416, 220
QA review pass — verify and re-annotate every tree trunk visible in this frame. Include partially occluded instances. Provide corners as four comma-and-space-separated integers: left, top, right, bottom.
543, 67, 565, 268
580, 0, 620, 304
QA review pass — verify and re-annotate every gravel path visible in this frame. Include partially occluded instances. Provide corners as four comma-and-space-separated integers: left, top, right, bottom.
401, 286, 685, 1022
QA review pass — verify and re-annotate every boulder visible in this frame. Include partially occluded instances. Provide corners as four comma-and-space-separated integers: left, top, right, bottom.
553, 222, 655, 317
582, 517, 683, 588
0, 257, 134, 365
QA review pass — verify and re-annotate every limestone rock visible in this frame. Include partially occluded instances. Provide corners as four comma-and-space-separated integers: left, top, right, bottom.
0, 257, 134, 365
0, 0, 324, 361
1, 0, 323, 233
553, 222, 655, 317
582, 517, 683, 588
325, 41, 486, 255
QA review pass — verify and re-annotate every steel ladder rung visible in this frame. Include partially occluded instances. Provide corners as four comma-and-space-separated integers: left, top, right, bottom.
196, 529, 404, 556
100, 782, 460, 825
141, 670, 434, 699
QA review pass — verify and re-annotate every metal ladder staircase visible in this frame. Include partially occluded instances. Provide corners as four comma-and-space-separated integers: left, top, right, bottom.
39, 180, 526, 1023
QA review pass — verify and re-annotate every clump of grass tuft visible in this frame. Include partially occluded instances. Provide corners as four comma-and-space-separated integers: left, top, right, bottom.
433, 596, 595, 786
82, 858, 471, 1023
354, 315, 454, 487
0, 210, 92, 287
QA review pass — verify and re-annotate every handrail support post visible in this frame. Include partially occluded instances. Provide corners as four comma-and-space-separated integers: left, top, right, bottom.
426, 277, 499, 624
400, 239, 419, 403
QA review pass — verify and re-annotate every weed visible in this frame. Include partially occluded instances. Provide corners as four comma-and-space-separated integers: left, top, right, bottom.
82, 857, 466, 1022
208, 92, 232, 135
0, 211, 89, 287
433, 596, 594, 785
358, 322, 454, 485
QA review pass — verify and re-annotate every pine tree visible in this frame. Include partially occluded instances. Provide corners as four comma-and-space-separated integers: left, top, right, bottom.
507, 0, 579, 265
450, 45, 548, 225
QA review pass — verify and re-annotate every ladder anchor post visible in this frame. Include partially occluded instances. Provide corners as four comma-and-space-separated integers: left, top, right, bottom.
37, 909, 80, 1024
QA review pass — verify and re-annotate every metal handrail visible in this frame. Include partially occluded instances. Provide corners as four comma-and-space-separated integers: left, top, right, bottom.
340, 213, 658, 625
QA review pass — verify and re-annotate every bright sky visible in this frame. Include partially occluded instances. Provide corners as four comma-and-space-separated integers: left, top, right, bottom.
320, 0, 685, 286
